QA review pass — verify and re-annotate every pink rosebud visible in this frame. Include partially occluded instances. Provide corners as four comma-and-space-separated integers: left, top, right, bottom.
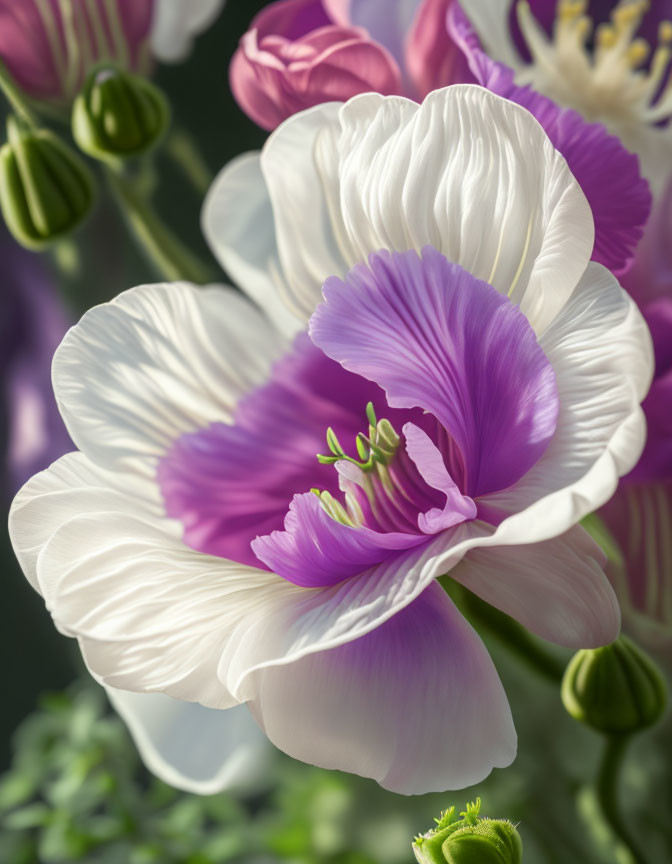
230, 0, 401, 131
0, 0, 154, 103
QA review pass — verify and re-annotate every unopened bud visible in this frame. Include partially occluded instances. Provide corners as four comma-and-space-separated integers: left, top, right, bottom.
414, 800, 522, 864
72, 66, 170, 162
562, 636, 667, 735
0, 117, 95, 250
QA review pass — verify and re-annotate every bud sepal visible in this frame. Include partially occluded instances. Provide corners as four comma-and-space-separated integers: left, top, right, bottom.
414, 799, 522, 864
0, 116, 95, 250
72, 66, 170, 163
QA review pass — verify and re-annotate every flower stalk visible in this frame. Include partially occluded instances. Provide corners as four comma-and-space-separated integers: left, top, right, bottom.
105, 163, 215, 284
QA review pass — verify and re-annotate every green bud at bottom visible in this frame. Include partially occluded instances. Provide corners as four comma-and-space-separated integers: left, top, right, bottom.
72, 66, 170, 162
414, 800, 522, 864
0, 117, 95, 250
562, 635, 667, 735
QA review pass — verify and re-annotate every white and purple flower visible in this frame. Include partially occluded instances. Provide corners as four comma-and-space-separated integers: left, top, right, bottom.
9, 86, 653, 794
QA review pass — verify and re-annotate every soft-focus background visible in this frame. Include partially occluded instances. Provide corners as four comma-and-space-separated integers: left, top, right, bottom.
1, 3, 670, 863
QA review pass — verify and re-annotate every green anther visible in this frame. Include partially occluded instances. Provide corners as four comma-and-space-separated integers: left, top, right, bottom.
326, 427, 343, 457
366, 401, 378, 428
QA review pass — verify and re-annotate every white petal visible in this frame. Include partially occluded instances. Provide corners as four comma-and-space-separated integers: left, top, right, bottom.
452, 526, 621, 648
106, 688, 271, 795
459, 0, 520, 67
259, 102, 351, 322
334, 85, 594, 333
150, 0, 224, 62
8, 452, 162, 592
202, 155, 303, 338
248, 582, 516, 795
36, 506, 280, 708
52, 283, 285, 476
256, 85, 594, 332
483, 262, 654, 539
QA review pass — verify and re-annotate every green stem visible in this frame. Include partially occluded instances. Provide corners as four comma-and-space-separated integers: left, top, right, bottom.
106, 166, 216, 284
597, 735, 648, 864
0, 60, 39, 127
441, 578, 566, 683
165, 127, 214, 197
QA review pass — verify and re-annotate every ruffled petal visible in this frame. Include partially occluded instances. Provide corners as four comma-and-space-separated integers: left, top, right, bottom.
52, 283, 286, 477
209, 85, 592, 333
106, 689, 271, 795
202, 155, 303, 338
448, 5, 652, 276
311, 247, 559, 496
332, 85, 593, 333
247, 582, 516, 794
251, 492, 426, 587
150, 0, 224, 62
452, 525, 620, 649
482, 262, 653, 540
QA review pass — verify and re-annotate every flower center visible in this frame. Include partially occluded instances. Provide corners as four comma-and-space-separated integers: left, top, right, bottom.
313, 403, 447, 535
515, 0, 672, 132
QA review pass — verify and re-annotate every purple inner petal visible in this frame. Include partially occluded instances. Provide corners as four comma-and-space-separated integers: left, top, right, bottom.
251, 491, 426, 587
310, 246, 559, 498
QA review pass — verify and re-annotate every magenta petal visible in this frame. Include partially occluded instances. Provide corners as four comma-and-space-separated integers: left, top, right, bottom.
310, 247, 559, 498
403, 423, 476, 532
158, 334, 387, 566
405, 0, 475, 98
251, 492, 425, 587
449, 4, 652, 277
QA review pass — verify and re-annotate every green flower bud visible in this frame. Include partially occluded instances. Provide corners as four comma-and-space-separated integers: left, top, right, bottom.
414, 800, 522, 864
562, 636, 667, 735
0, 117, 95, 250
72, 66, 170, 162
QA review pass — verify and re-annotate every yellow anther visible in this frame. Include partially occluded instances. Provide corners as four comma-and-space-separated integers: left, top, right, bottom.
628, 38, 650, 68
597, 23, 618, 50
612, 0, 649, 33
659, 21, 672, 45
558, 0, 587, 21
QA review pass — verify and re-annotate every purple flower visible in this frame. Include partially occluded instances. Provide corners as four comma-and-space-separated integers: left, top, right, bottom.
1, 226, 71, 494
0, 0, 225, 105
10, 87, 653, 794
